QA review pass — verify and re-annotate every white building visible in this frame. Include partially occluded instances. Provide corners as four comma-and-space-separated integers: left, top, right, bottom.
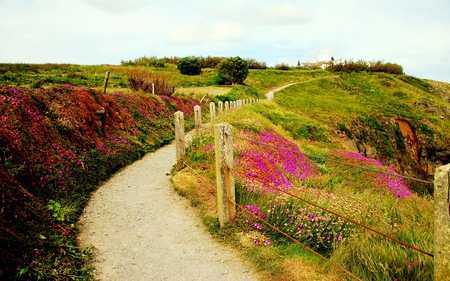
301, 50, 342, 69
317, 50, 332, 63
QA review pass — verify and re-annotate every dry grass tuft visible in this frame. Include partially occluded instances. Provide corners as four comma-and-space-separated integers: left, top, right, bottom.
282, 258, 343, 281
171, 168, 217, 216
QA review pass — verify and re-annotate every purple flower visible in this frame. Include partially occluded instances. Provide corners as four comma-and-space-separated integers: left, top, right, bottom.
253, 222, 263, 231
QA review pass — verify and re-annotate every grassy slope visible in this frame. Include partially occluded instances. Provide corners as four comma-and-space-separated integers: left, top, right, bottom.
249, 72, 449, 192
2, 63, 448, 280
170, 69, 448, 280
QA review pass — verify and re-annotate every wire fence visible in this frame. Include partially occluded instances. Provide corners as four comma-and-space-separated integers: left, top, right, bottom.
175, 104, 438, 279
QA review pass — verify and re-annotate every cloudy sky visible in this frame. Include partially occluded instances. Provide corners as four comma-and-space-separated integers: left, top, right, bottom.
1, 0, 449, 82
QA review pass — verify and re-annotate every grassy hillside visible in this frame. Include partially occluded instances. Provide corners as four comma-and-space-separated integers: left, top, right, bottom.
255, 72, 450, 194
174, 107, 434, 280
1, 62, 448, 280
169, 69, 448, 280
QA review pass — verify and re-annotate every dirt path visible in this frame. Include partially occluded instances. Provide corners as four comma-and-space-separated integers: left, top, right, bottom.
266, 76, 338, 100
77, 81, 318, 280
77, 142, 258, 281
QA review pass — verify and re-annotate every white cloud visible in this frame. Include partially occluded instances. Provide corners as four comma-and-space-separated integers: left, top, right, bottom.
211, 22, 246, 42
259, 2, 311, 25
167, 27, 202, 45
167, 22, 246, 46
78, 0, 148, 14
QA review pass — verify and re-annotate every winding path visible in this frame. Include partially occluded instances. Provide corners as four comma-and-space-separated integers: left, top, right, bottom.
77, 142, 258, 281
77, 80, 327, 280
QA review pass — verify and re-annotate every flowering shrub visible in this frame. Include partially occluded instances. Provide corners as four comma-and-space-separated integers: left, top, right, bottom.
232, 130, 352, 252
235, 129, 317, 194
231, 199, 350, 252
265, 198, 350, 252
0, 86, 202, 280
328, 151, 412, 199
232, 204, 272, 247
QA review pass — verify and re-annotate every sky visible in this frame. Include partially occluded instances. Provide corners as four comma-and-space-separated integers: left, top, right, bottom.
1, 0, 449, 82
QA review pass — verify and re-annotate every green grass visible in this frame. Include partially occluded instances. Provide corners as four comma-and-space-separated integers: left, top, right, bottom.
172, 103, 436, 280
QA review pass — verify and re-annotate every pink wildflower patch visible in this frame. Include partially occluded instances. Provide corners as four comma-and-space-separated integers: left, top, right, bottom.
329, 151, 412, 199
236, 130, 317, 194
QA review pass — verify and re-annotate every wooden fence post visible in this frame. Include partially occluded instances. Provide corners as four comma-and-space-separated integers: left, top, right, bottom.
435, 163, 450, 281
102, 71, 110, 94
218, 101, 223, 115
174, 111, 185, 161
225, 101, 229, 113
210, 102, 216, 123
194, 105, 202, 130
214, 123, 236, 227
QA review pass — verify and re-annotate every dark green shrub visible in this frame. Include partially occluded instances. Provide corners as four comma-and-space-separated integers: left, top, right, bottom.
327, 60, 403, 75
216, 56, 249, 85
274, 63, 291, 70
120, 56, 158, 66
148, 60, 165, 68
177, 57, 202, 75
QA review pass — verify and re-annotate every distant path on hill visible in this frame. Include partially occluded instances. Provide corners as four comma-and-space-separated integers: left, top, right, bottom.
77, 140, 258, 280
266, 76, 338, 100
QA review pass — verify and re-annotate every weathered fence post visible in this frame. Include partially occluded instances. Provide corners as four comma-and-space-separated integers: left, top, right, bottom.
174, 111, 184, 161
102, 71, 110, 94
225, 101, 229, 113
218, 101, 223, 115
194, 105, 202, 130
210, 102, 216, 123
435, 163, 450, 281
214, 123, 236, 227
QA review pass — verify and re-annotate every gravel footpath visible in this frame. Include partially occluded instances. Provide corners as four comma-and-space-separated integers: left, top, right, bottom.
77, 141, 259, 281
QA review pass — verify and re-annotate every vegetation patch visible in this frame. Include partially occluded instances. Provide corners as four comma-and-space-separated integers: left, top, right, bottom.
174, 108, 433, 280
0, 85, 202, 280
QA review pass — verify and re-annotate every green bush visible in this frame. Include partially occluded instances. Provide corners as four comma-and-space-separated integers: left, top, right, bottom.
217, 56, 249, 85
274, 63, 291, 70
247, 58, 267, 69
177, 57, 202, 75
148, 59, 165, 68
326, 60, 403, 75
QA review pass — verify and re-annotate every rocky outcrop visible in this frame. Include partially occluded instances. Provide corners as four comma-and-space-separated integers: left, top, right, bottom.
336, 115, 449, 191
396, 119, 419, 165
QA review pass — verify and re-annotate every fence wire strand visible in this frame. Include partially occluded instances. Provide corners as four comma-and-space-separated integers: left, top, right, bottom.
233, 169, 434, 258
232, 135, 433, 185
176, 117, 434, 281
180, 127, 433, 257
229, 199, 363, 281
